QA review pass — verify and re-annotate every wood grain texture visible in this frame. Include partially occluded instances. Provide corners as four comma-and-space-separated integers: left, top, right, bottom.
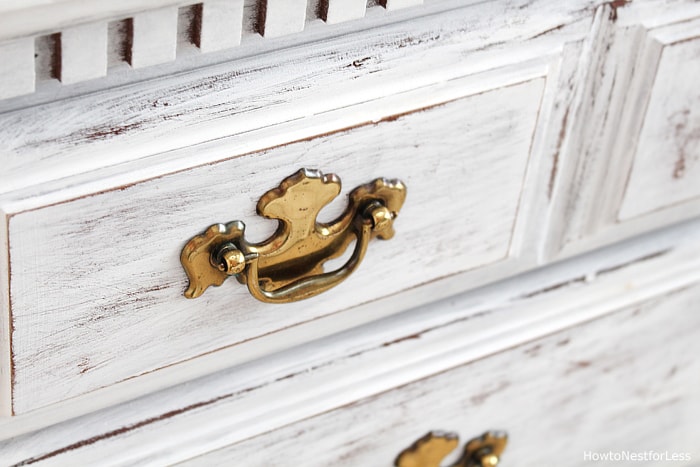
199, 0, 245, 52
1, 217, 697, 464
130, 7, 178, 68
0, 1, 697, 461
59, 22, 108, 84
0, 0, 594, 195
182, 282, 700, 466
544, 5, 700, 261
618, 29, 700, 219
6, 78, 544, 414
0, 0, 431, 105
0, 39, 35, 99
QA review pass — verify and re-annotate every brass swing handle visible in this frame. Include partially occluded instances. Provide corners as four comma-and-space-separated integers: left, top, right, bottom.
180, 169, 406, 303
396, 431, 508, 467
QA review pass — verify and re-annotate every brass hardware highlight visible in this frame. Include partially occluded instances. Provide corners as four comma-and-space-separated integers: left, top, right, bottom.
181, 168, 406, 303
396, 431, 508, 467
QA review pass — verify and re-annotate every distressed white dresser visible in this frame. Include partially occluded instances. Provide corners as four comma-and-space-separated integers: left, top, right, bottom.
0, 0, 699, 465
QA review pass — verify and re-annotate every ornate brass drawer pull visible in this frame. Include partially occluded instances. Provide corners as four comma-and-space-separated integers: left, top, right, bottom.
180, 168, 406, 303
396, 431, 508, 467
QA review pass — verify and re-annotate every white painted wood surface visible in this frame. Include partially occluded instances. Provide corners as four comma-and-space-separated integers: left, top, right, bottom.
7, 78, 544, 414
1, 217, 698, 464
618, 30, 700, 220
260, 0, 308, 38
183, 282, 700, 466
59, 22, 108, 84
130, 7, 179, 68
199, 0, 245, 52
544, 6, 700, 261
384, 0, 424, 10
0, 1, 698, 464
0, 0, 422, 42
324, 0, 367, 24
0, 0, 594, 195
0, 0, 431, 104
0, 38, 34, 99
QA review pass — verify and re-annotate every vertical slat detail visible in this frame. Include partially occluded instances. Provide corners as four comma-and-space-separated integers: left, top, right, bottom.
324, 0, 367, 24
200, 0, 245, 52
382, 0, 423, 10
0, 38, 35, 99
130, 7, 178, 68
260, 0, 307, 38
60, 22, 108, 84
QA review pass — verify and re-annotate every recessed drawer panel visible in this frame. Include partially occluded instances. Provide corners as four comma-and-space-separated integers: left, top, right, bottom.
6, 77, 545, 414
618, 34, 700, 220
547, 14, 700, 259
182, 282, 700, 466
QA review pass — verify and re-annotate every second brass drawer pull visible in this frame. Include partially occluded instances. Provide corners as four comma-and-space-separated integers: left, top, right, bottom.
180, 168, 406, 303
396, 431, 508, 467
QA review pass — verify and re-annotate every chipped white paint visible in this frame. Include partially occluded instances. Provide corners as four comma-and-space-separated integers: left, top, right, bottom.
544, 7, 700, 261
325, 0, 367, 24
0, 0, 596, 194
7, 78, 544, 414
0, 0, 698, 464
183, 281, 700, 466
619, 30, 700, 220
60, 22, 108, 84
1, 217, 699, 464
0, 38, 34, 99
0, 0, 430, 102
199, 0, 245, 52
130, 7, 178, 68
260, 0, 308, 38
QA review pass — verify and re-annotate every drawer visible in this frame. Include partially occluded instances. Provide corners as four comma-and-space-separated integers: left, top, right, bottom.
2, 73, 548, 414
181, 281, 700, 466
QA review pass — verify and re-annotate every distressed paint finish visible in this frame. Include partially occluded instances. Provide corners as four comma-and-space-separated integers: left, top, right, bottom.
7, 78, 544, 413
619, 32, 700, 219
0, 0, 698, 465
182, 282, 700, 466
1, 219, 698, 464
0, 0, 596, 194
544, 7, 700, 261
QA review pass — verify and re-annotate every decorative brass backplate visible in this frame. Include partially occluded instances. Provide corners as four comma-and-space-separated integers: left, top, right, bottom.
396, 431, 508, 467
180, 168, 406, 303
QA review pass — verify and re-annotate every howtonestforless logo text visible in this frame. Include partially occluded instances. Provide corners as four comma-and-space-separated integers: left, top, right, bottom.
583, 451, 691, 462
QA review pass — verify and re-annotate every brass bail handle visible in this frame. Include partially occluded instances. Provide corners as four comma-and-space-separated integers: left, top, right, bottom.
180, 168, 407, 303
395, 431, 508, 467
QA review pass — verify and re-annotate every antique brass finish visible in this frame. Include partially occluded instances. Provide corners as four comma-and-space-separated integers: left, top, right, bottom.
396, 431, 508, 467
180, 168, 406, 303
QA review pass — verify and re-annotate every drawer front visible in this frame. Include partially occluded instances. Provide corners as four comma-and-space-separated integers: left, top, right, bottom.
181, 282, 700, 466
6, 75, 546, 413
